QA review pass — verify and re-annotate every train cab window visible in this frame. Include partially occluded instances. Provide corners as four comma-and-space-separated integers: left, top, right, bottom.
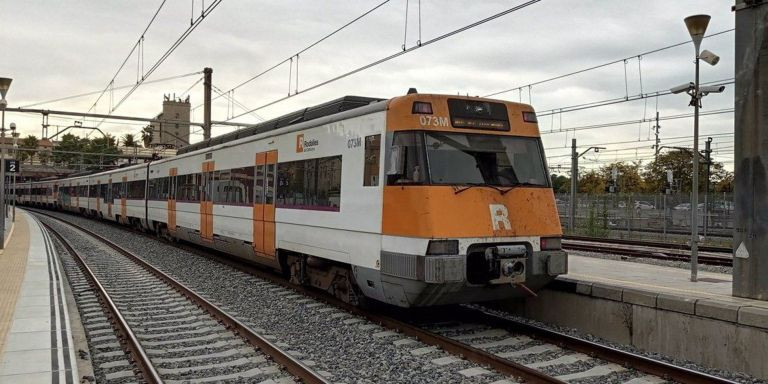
386, 132, 427, 185
363, 134, 381, 186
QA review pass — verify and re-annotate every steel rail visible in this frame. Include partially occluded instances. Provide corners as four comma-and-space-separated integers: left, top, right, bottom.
457, 306, 737, 384
562, 241, 733, 267
34, 211, 330, 384
40, 220, 163, 384
564, 235, 731, 253
27, 208, 735, 383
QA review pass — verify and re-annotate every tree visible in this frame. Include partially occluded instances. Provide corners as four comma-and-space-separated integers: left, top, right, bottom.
550, 174, 569, 193
19, 135, 39, 164
644, 149, 726, 193
122, 133, 137, 147
53, 133, 83, 166
141, 125, 154, 147
599, 161, 646, 193
86, 134, 120, 166
578, 170, 606, 194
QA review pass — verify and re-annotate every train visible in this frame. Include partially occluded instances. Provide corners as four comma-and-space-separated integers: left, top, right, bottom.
18, 91, 567, 307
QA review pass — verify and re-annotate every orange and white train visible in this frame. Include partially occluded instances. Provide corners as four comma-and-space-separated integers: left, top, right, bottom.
19, 92, 566, 307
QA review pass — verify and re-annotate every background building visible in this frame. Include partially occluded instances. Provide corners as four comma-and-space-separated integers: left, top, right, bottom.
144, 94, 191, 149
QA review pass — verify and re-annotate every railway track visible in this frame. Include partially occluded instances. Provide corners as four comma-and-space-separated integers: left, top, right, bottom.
29, 208, 738, 383
562, 236, 733, 267
35, 212, 328, 384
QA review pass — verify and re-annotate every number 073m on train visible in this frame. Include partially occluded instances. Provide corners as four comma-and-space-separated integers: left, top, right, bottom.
20, 91, 567, 307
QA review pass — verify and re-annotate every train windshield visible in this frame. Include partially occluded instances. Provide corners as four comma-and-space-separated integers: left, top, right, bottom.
387, 131, 549, 187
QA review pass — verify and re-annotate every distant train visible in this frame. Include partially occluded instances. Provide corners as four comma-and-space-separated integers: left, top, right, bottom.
19, 92, 566, 307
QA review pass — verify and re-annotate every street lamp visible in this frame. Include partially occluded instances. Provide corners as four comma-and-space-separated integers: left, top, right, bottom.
569, 138, 606, 232
670, 15, 725, 282
0, 77, 11, 250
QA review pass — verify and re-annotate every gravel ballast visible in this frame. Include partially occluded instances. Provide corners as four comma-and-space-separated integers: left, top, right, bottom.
33, 210, 513, 384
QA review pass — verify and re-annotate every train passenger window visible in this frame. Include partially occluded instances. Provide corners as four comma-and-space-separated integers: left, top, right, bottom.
386, 132, 427, 185
230, 166, 254, 205
213, 170, 231, 204
276, 155, 342, 211
363, 134, 381, 186
112, 183, 122, 199
147, 179, 157, 200
177, 173, 199, 202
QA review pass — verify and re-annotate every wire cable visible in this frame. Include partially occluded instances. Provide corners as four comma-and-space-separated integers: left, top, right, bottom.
21, 71, 202, 108
225, 0, 542, 122
193, 0, 393, 110
483, 28, 734, 98
86, 0, 168, 114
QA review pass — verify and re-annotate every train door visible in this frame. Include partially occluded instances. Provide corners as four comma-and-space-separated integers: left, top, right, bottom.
168, 168, 177, 234
75, 182, 80, 209
253, 150, 277, 259
121, 176, 127, 224
107, 179, 113, 218
200, 161, 214, 242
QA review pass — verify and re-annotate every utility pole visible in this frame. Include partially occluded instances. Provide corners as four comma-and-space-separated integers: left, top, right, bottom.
703, 137, 712, 240
653, 111, 661, 162
569, 138, 577, 233
203, 67, 212, 141
733, 0, 768, 300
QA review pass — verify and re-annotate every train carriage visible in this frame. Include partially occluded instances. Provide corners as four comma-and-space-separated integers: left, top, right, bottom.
23, 92, 566, 308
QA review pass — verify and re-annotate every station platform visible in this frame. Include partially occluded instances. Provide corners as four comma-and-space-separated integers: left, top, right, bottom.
515, 254, 768, 379
561, 254, 767, 326
0, 211, 80, 383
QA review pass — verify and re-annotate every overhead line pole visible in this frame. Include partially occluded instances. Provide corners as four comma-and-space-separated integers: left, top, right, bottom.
203, 68, 212, 141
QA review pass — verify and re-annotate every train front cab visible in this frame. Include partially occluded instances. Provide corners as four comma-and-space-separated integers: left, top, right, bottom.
357, 94, 567, 307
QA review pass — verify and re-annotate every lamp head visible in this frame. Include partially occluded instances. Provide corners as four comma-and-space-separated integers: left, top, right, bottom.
9, 123, 15, 131
684, 14, 711, 53
0, 77, 11, 100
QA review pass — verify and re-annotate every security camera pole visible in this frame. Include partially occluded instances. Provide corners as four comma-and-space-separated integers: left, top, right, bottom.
683, 14, 711, 282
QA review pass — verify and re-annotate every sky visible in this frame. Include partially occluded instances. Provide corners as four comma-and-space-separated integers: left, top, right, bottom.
0, 0, 736, 172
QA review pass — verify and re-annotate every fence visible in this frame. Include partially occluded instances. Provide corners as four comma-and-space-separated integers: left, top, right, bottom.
555, 192, 734, 246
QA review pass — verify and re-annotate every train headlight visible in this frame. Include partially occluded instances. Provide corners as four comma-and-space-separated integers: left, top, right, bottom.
426, 240, 459, 255
540, 237, 562, 250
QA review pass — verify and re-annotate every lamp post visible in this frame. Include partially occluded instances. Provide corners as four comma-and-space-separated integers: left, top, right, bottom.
0, 77, 11, 250
683, 14, 714, 282
12, 124, 18, 223
568, 138, 606, 233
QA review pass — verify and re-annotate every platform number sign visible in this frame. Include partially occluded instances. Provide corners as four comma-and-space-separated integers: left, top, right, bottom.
4, 159, 19, 173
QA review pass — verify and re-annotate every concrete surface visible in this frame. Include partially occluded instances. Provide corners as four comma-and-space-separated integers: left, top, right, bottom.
0, 212, 80, 384
506, 255, 768, 379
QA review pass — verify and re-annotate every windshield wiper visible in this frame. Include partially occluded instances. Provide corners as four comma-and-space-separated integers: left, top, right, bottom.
453, 182, 542, 195
453, 183, 512, 195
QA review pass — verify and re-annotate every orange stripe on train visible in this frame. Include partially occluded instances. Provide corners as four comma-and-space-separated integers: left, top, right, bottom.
382, 186, 562, 238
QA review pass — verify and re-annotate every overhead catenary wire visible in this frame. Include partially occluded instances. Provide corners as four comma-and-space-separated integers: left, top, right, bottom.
225, 0, 542, 123
20, 71, 203, 108
192, 0, 393, 111
86, 0, 168, 115
483, 28, 734, 98
106, 0, 223, 119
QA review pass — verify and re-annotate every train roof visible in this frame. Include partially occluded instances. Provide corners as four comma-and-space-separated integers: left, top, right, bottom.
177, 95, 384, 155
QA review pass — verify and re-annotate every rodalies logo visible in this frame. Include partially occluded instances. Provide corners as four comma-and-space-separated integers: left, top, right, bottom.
296, 134, 319, 152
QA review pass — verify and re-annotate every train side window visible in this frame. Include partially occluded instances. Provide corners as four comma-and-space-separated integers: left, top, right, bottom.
363, 134, 381, 186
